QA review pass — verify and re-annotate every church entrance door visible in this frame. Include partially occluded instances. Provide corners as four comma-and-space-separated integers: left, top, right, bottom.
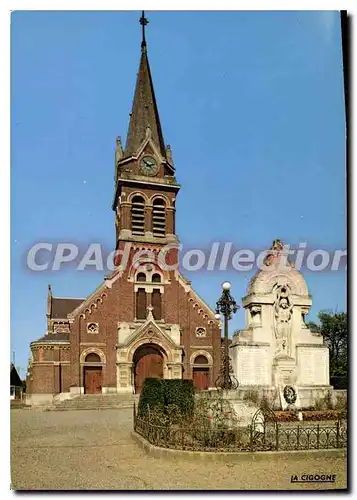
193, 367, 209, 391
84, 366, 102, 394
133, 344, 164, 394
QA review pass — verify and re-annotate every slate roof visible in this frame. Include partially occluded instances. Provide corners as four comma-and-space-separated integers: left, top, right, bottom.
10, 364, 23, 387
124, 45, 167, 159
31, 332, 70, 344
51, 298, 84, 319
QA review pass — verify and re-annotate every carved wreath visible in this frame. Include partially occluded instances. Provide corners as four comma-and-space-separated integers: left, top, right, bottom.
283, 385, 297, 404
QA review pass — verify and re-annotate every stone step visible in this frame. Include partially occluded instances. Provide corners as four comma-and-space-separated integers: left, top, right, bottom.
49, 403, 134, 412
52, 393, 139, 411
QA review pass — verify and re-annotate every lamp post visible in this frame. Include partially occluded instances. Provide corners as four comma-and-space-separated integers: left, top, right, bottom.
215, 281, 239, 390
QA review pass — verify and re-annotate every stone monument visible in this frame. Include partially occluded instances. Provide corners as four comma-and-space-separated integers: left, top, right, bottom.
230, 239, 332, 409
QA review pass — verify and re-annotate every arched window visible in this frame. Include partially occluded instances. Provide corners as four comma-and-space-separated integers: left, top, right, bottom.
136, 288, 147, 320
152, 289, 162, 320
131, 196, 145, 236
136, 272, 146, 282
152, 273, 161, 283
194, 355, 208, 365
152, 199, 166, 238
85, 353, 101, 363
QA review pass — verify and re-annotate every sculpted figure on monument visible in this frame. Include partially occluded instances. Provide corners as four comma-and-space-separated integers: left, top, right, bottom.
263, 239, 284, 267
250, 305, 261, 327
273, 285, 294, 356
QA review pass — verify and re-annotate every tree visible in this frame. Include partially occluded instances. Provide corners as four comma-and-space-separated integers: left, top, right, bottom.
307, 311, 347, 379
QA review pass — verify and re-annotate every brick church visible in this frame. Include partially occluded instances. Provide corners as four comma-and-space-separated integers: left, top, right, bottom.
26, 14, 221, 404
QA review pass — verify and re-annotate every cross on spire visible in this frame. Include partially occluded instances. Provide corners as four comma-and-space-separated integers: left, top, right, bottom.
139, 10, 149, 49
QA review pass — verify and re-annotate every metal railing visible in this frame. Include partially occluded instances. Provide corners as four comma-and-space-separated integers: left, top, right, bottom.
133, 404, 347, 452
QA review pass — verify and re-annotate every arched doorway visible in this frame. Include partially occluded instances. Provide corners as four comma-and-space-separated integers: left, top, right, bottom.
133, 344, 164, 394
192, 355, 209, 392
83, 352, 102, 394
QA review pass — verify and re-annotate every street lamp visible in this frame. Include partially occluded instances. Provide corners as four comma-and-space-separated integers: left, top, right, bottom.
215, 281, 239, 390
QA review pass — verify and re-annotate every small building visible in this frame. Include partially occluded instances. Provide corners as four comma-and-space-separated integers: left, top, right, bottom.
10, 364, 23, 400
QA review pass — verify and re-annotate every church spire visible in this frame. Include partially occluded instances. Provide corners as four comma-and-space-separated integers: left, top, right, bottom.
124, 11, 167, 159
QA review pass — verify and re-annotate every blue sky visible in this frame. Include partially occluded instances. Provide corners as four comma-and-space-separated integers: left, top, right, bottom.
11, 11, 346, 376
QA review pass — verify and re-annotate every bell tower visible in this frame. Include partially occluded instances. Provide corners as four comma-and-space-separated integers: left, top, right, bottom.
112, 12, 180, 259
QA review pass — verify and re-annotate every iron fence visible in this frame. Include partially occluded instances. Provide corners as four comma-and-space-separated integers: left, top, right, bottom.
133, 404, 347, 452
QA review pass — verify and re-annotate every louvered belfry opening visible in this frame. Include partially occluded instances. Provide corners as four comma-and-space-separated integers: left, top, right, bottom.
131, 196, 145, 236
136, 288, 147, 319
152, 289, 162, 320
152, 198, 166, 237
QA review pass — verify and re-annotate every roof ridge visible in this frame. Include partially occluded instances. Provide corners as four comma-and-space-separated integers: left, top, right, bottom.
52, 296, 85, 301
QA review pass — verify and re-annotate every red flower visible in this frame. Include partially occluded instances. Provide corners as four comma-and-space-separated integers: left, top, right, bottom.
207, 416, 213, 420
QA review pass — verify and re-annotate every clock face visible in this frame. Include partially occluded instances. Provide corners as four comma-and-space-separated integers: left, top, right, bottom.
140, 156, 158, 176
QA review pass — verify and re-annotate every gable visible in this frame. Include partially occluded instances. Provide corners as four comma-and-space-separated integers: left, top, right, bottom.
124, 319, 178, 350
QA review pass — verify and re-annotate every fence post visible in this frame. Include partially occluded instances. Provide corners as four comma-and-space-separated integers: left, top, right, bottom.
275, 423, 279, 451
250, 425, 253, 451
316, 424, 320, 449
336, 420, 340, 448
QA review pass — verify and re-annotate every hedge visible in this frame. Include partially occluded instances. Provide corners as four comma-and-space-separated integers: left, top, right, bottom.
138, 378, 194, 420
163, 379, 195, 418
137, 378, 165, 417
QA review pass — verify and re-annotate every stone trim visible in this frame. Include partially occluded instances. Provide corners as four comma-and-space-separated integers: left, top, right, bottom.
117, 177, 181, 191
68, 283, 107, 319
30, 341, 70, 346
230, 341, 270, 347
296, 344, 328, 348
31, 362, 69, 366
177, 272, 218, 322
189, 350, 213, 365
297, 384, 333, 389
242, 294, 312, 308
80, 342, 106, 346
80, 347, 106, 364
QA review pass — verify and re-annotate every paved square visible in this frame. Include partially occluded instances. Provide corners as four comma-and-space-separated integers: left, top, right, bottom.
11, 409, 347, 490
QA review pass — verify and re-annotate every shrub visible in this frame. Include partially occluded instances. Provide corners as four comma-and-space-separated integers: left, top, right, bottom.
138, 378, 165, 418
313, 397, 325, 411
163, 379, 194, 422
336, 392, 347, 411
260, 395, 271, 410
243, 389, 260, 405
138, 378, 195, 423
314, 392, 334, 411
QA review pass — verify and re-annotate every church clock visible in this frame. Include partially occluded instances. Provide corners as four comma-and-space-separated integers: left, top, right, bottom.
140, 156, 158, 176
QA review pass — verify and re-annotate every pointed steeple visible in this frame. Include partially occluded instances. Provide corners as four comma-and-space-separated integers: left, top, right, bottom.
124, 12, 166, 159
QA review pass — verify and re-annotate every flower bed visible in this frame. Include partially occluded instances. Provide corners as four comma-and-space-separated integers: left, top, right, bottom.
274, 409, 347, 422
